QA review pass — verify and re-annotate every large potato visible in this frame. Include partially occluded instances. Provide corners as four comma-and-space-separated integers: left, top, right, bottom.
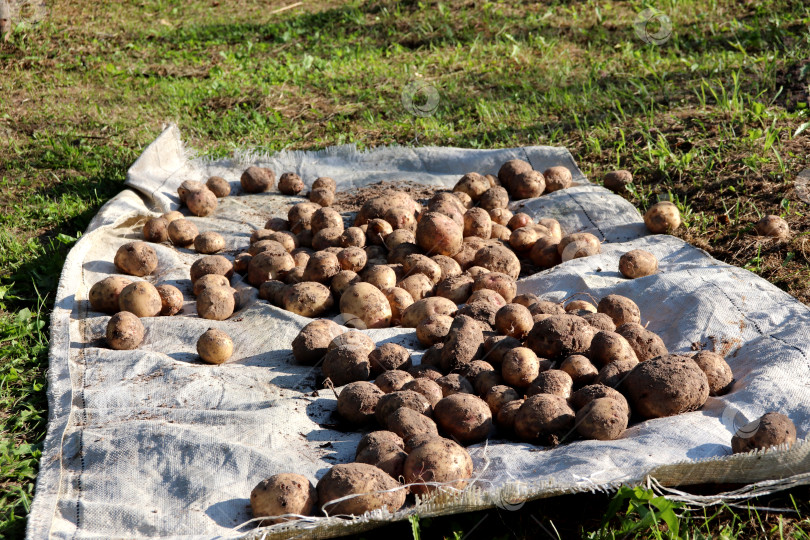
316, 463, 406, 516
400, 297, 457, 328
415, 212, 463, 257
355, 191, 419, 226
282, 282, 334, 317
292, 319, 345, 365
251, 473, 317, 524
644, 201, 681, 233
616, 323, 667, 362
440, 315, 484, 372
403, 438, 473, 495
575, 397, 627, 441
196, 286, 235, 320
472, 244, 520, 279
472, 272, 516, 303
525, 314, 594, 360
433, 394, 493, 445
339, 283, 392, 329
597, 295, 641, 327
624, 355, 709, 419
118, 281, 162, 318
240, 166, 275, 193
514, 394, 575, 445
322, 346, 371, 386
248, 250, 296, 286
114, 241, 158, 277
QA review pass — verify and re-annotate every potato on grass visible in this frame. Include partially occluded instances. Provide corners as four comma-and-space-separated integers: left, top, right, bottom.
514, 394, 575, 445
282, 282, 334, 317
156, 284, 183, 316
624, 355, 709, 419
731, 412, 797, 454
119, 281, 162, 318
494, 303, 533, 339
168, 219, 198, 247
527, 370, 573, 399
434, 393, 493, 445
114, 241, 158, 277
559, 354, 598, 386
404, 438, 473, 495
603, 170, 632, 193
692, 351, 734, 396
416, 212, 463, 257
616, 323, 668, 362
197, 328, 234, 364
644, 201, 681, 233
401, 296, 457, 329
340, 283, 392, 329
619, 249, 658, 279
197, 286, 235, 320
337, 381, 384, 425
322, 346, 371, 387
543, 166, 572, 192
251, 473, 316, 525
317, 463, 406, 516
525, 314, 595, 360
89, 276, 133, 314
143, 217, 169, 243
375, 390, 433, 427
186, 188, 217, 217
190, 254, 233, 283
576, 397, 628, 441
106, 311, 145, 350
241, 166, 275, 193
374, 370, 414, 393
754, 215, 789, 239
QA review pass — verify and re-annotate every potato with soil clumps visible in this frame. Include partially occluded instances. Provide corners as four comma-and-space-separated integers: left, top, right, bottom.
616, 323, 668, 362
454, 172, 490, 201
156, 284, 183, 315
597, 295, 641, 327
624, 354, 709, 419
435, 374, 475, 397
248, 250, 295, 286
312, 227, 342, 250
282, 282, 334, 317
603, 170, 632, 193
177, 180, 205, 202
317, 463, 406, 516
436, 275, 473, 304
190, 254, 233, 283
322, 346, 371, 387
339, 283, 392, 329
332, 270, 360, 297
194, 231, 225, 254
510, 170, 545, 199
473, 272, 516, 303
485, 385, 520, 416
403, 254, 442, 285
374, 370, 413, 393
754, 215, 790, 239
383, 207, 418, 233
337, 246, 367, 273
583, 312, 616, 332
355, 438, 407, 480
433, 393, 492, 445
356, 431, 404, 456
375, 390, 432, 427
251, 473, 316, 525
240, 166, 275, 193
340, 227, 367, 249
337, 381, 384, 425
416, 212, 463, 257
114, 241, 158, 277
543, 166, 573, 192
368, 343, 412, 375
312, 176, 337, 192
496, 399, 524, 432
278, 172, 305, 195
619, 249, 658, 279
416, 315, 453, 347
119, 281, 162, 318
328, 331, 375, 354
463, 207, 492, 239
197, 328, 234, 364
498, 159, 533, 191
106, 311, 145, 350
576, 397, 628, 441
440, 315, 485, 372
387, 407, 440, 443
302, 252, 341, 283
143, 217, 169, 243
292, 319, 344, 365
494, 303, 533, 339
479, 186, 509, 210
691, 351, 733, 396
589, 330, 639, 367
529, 236, 562, 269
401, 296, 457, 329
559, 354, 598, 386
89, 276, 133, 314
196, 286, 235, 321
355, 191, 419, 226
731, 412, 797, 453
404, 438, 473, 495
186, 188, 218, 217
362, 265, 397, 290
287, 202, 321, 234
472, 244, 521, 279
402, 378, 444, 407
570, 383, 630, 417
514, 394, 575, 445
527, 370, 573, 399
525, 314, 595, 360
644, 201, 681, 233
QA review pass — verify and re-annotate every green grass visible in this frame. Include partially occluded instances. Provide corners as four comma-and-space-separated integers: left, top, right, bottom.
1, 0, 810, 537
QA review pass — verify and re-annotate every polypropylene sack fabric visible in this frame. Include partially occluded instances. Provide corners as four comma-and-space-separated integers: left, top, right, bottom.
27, 125, 810, 539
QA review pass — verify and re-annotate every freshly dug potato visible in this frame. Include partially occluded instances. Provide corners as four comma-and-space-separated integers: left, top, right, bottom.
731, 412, 797, 454
619, 250, 658, 279
154, 284, 182, 316
490, 223, 512, 241
337, 381, 385, 425
380, 287, 413, 325
489, 207, 513, 226
197, 286, 235, 321
527, 370, 573, 399
430, 255, 461, 279
462, 208, 492, 239
312, 176, 337, 192
177, 180, 205, 203
251, 473, 316, 525
401, 297, 457, 329
355, 191, 419, 226
383, 206, 418, 233
186, 188, 218, 217
434, 393, 493, 445
355, 439, 407, 480
205, 176, 230, 198
454, 172, 490, 201
464, 265, 490, 280
282, 282, 334, 317
507, 213, 533, 231
328, 331, 375, 354
496, 399, 524, 432
595, 357, 638, 389
440, 315, 485, 372
514, 394, 575, 445
454, 191, 472, 209
322, 346, 372, 387
368, 343, 412, 375
336, 246, 367, 273
118, 281, 162, 318
106, 311, 145, 350
194, 231, 225, 254
339, 283, 392, 329
416, 315, 453, 347
691, 351, 734, 396
190, 254, 233, 283
375, 390, 432, 426
479, 186, 509, 210
402, 254, 442, 285
114, 241, 158, 277
525, 314, 595, 360
332, 270, 360, 298
408, 364, 443, 381
543, 166, 572, 192
508, 226, 542, 252
259, 280, 287, 305
365, 245, 387, 265
143, 217, 169, 243
484, 385, 520, 416
510, 170, 545, 199
493, 304, 532, 340
277, 172, 305, 195
402, 378, 444, 407
435, 374, 475, 397
366, 218, 393, 246
162, 210, 184, 223
397, 273, 434, 302
582, 312, 617, 332
434, 275, 472, 304
387, 407, 440, 443
616, 323, 668, 362
249, 239, 286, 257
356, 431, 404, 456
598, 295, 641, 327
468, 290, 506, 309
472, 244, 520, 279
248, 250, 296, 286
197, 328, 234, 364
529, 236, 562, 269
754, 215, 790, 239
309, 208, 342, 235
89, 276, 133, 314
576, 397, 628, 441
285, 263, 306, 283
240, 166, 275, 193
310, 188, 335, 207
287, 202, 321, 234
537, 218, 562, 241
560, 239, 600, 262
603, 170, 632, 193
341, 227, 367, 248
374, 370, 414, 393
473, 272, 516, 303
362, 265, 397, 290
384, 230, 415, 252
302, 252, 340, 283
498, 159, 533, 190
167, 219, 198, 247
292, 319, 344, 365
624, 355, 709, 419
419, 343, 444, 369
426, 192, 465, 224
565, 300, 597, 314
451, 237, 486, 270
269, 230, 298, 252
404, 438, 473, 495
264, 217, 289, 232
415, 212, 463, 257
589, 330, 638, 367
557, 232, 601, 258
455, 301, 498, 329
644, 201, 681, 233
234, 252, 252, 274
570, 383, 630, 421
559, 354, 598, 386
482, 335, 521, 366
529, 299, 564, 316
317, 463, 406, 516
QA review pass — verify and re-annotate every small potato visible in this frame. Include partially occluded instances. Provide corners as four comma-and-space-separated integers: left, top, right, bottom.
463, 207, 492, 239
278, 172, 305, 195
489, 207, 513, 226
472, 244, 520, 279
576, 397, 628, 440
408, 364, 443, 381
162, 210, 184, 223
464, 265, 490, 280
337, 381, 384, 425
206, 176, 230, 197
416, 212, 464, 257
249, 239, 287, 257
251, 473, 316, 525
514, 394, 575, 445
397, 273, 434, 301
240, 166, 275, 193
435, 373, 475, 397
387, 407, 440, 443
381, 286, 414, 325
525, 314, 595, 360
340, 283, 393, 329
383, 206, 418, 233
337, 246, 367, 273
560, 354, 598, 386
341, 227, 366, 248
143, 217, 169, 243
570, 383, 630, 421
692, 351, 734, 396
375, 390, 432, 427
527, 370, 573, 399
485, 385, 520, 416
156, 284, 183, 316
732, 412, 797, 454
248, 251, 295, 286
644, 201, 681, 233
288, 202, 321, 234
404, 438, 473, 495
384, 229, 415, 251
282, 282, 334, 317
462, 360, 497, 389
186, 188, 218, 217
322, 346, 372, 387
317, 463, 405, 516
434, 393, 493, 445
119, 281, 162, 318
197, 286, 235, 320
106, 311, 145, 350
507, 213, 533, 231
190, 254, 233, 283
401, 297, 457, 329
597, 295, 641, 327
309, 187, 334, 207
436, 275, 473, 304
543, 166, 573, 192
268, 231, 298, 252
374, 370, 414, 393
754, 215, 789, 239
603, 170, 633, 193
197, 328, 234, 364
89, 276, 133, 314
619, 249, 658, 279
494, 303, 533, 339
510, 170, 545, 199
491, 223, 512, 241
557, 232, 601, 258
616, 322, 668, 362
624, 355, 709, 419
588, 330, 638, 367
362, 265, 397, 290
194, 231, 225, 254
114, 241, 158, 277
265, 217, 290, 231
234, 252, 252, 274
402, 378, 444, 407
332, 270, 360, 298
403, 254, 443, 285
416, 314, 453, 347
482, 335, 522, 366
502, 347, 542, 389
454, 172, 490, 201
259, 280, 287, 305
168, 219, 199, 247
479, 186, 509, 210
177, 180, 205, 203
565, 300, 596, 314
529, 236, 561, 269
292, 319, 345, 365
473, 272, 516, 303
368, 343, 412, 374
496, 399, 524, 432
312, 176, 337, 192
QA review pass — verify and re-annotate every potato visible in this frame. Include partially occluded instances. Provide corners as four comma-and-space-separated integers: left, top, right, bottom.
383, 206, 418, 233
499, 347, 538, 388
616, 322, 668, 362
400, 296, 457, 329
186, 188, 218, 217
490, 223, 512, 241
322, 346, 372, 387
460, 208, 490, 240
582, 312, 616, 332
361, 265, 396, 290
464, 265, 490, 280
570, 383, 630, 421
143, 217, 169, 243
543, 166, 573, 192
489, 207, 513, 226
618, 249, 658, 279
89, 276, 133, 314
474, 274, 517, 307
525, 314, 595, 360
472, 244, 520, 279
588, 330, 639, 367
381, 230, 412, 253
419, 343, 444, 369
397, 273, 434, 302
595, 356, 638, 388
355, 439, 407, 481
367, 343, 412, 375
404, 438, 473, 495
603, 169, 632, 193
510, 170, 545, 199
401, 254, 440, 285
365, 245, 387, 264
240, 166, 275, 193
249, 239, 286, 256
387, 407, 440, 443
529, 299, 564, 316
754, 215, 790, 239
559, 354, 597, 386
440, 315, 484, 372
340, 227, 366, 248
514, 394, 575, 445
275, 172, 303, 195
300, 252, 339, 283
357, 431, 404, 456
203, 176, 229, 198
190, 254, 233, 283
527, 369, 573, 399
528, 236, 562, 269
456, 301, 498, 330
312, 176, 336, 192
597, 295, 641, 327
251, 473, 316, 525
731, 412, 797, 454
259, 280, 287, 306
284, 282, 334, 316
310, 188, 335, 207
332, 270, 360, 298
248, 250, 295, 286
435, 374, 475, 397
356, 191, 419, 226
365, 218, 393, 246
453, 172, 490, 201
233, 253, 252, 275
328, 331, 375, 354
337, 381, 384, 425
305, 208, 341, 235
153, 284, 183, 317
506, 213, 531, 231
288, 202, 321, 234
427, 192, 465, 223
485, 385, 520, 416
434, 275, 472, 304
196, 328, 234, 364
106, 311, 145, 350
565, 300, 596, 314
333, 247, 365, 273
454, 191, 472, 209
493, 303, 532, 340
691, 351, 733, 396
192, 231, 225, 254
431, 255, 462, 281
296, 229, 314, 248
557, 232, 600, 259
375, 390, 432, 427
508, 226, 541, 252
374, 370, 414, 393
114, 241, 158, 277
496, 399, 524, 432
624, 355, 709, 418
292, 319, 344, 365
461, 359, 495, 386
408, 365, 443, 381
402, 378, 444, 407
415, 212, 463, 257
167, 219, 199, 247
482, 335, 521, 366
576, 397, 628, 441
416, 315, 453, 347
451, 237, 487, 270
317, 463, 406, 516
376, 287, 411, 326
269, 230, 298, 252
434, 393, 493, 445
498, 159, 533, 191
118, 281, 162, 318
479, 186, 509, 210
197, 286, 235, 321
644, 201, 681, 233
177, 180, 205, 203
162, 210, 184, 223
339, 283, 392, 329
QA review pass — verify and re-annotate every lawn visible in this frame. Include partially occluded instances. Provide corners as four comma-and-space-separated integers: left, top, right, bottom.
1, 0, 810, 537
